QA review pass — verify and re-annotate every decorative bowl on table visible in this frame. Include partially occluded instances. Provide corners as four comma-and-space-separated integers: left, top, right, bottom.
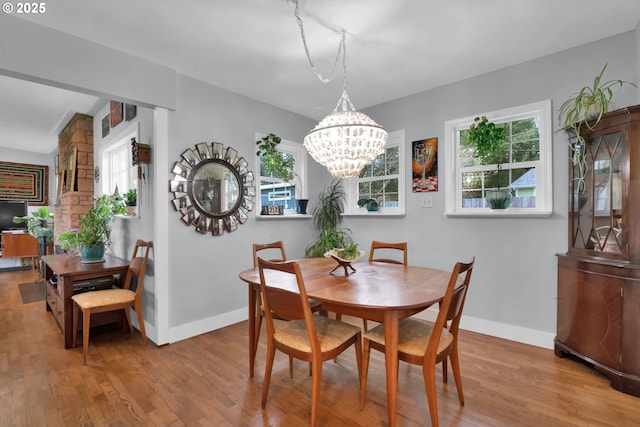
324, 249, 365, 276
324, 249, 365, 263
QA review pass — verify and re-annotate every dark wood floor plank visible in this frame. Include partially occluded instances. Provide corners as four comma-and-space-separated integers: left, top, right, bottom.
1, 269, 639, 426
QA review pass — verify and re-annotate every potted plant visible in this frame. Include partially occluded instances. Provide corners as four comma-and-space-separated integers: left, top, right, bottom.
468, 115, 511, 209
13, 207, 54, 271
124, 188, 137, 216
357, 197, 379, 212
557, 63, 636, 190
305, 180, 353, 257
256, 133, 308, 214
58, 195, 115, 262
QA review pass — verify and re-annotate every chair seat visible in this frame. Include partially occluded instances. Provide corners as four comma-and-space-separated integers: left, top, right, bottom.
72, 288, 135, 309
364, 318, 454, 357
275, 316, 361, 353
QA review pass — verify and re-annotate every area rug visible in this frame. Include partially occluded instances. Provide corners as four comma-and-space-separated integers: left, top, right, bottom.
18, 281, 45, 304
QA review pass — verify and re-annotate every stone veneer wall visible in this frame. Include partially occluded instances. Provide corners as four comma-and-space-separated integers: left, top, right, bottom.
54, 113, 94, 244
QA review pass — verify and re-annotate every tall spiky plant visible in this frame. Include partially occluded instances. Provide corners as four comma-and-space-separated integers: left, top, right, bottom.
305, 180, 352, 257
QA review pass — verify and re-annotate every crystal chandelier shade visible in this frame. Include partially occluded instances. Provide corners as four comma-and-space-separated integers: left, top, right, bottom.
304, 92, 387, 178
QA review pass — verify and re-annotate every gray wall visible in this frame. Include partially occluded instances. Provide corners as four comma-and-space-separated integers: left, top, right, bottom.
167, 74, 318, 332
355, 31, 638, 345
1, 13, 638, 348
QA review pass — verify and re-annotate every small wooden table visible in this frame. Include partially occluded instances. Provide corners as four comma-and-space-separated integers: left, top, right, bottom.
42, 254, 129, 348
239, 257, 454, 427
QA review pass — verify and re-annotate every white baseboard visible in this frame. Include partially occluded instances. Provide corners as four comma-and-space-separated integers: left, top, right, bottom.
162, 307, 555, 350
168, 308, 246, 344
414, 308, 555, 350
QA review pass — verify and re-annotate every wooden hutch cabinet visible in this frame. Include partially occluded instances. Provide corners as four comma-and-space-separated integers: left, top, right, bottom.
556, 105, 640, 397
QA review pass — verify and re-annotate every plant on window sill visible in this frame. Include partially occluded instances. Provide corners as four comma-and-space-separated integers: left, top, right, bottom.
357, 197, 379, 212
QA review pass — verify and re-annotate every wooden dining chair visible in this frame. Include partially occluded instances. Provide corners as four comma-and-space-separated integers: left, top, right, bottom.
252, 241, 322, 377
257, 257, 362, 427
72, 240, 152, 364
368, 240, 408, 265
336, 240, 408, 331
360, 257, 474, 427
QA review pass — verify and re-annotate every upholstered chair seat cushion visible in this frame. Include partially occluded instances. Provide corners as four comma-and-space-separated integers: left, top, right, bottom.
364, 318, 454, 357
275, 316, 361, 353
72, 289, 135, 309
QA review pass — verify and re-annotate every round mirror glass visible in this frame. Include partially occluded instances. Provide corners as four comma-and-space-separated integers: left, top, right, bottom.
190, 161, 240, 217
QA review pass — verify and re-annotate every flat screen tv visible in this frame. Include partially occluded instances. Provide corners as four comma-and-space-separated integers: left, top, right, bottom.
0, 200, 28, 232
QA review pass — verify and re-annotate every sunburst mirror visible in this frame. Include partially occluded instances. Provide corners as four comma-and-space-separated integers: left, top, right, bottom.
169, 142, 254, 236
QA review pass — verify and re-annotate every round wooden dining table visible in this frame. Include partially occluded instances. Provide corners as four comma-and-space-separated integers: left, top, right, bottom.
239, 257, 454, 427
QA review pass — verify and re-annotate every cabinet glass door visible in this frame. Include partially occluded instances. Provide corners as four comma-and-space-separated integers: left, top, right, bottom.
571, 131, 624, 255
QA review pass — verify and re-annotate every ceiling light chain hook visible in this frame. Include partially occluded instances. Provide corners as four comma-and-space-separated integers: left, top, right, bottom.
294, 0, 346, 86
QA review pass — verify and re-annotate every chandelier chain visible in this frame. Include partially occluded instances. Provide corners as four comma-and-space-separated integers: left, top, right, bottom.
294, 1, 347, 87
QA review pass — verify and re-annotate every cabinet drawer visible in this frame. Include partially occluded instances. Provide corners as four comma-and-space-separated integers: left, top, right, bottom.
45, 285, 63, 330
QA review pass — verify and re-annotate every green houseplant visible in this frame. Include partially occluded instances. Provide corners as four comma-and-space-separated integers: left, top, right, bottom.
468, 116, 511, 209
557, 63, 636, 190
256, 133, 308, 214
124, 188, 137, 215
58, 195, 115, 262
305, 180, 353, 258
357, 197, 379, 212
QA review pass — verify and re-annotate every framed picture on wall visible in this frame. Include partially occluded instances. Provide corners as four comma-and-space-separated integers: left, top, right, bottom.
125, 104, 137, 121
102, 114, 110, 138
110, 100, 123, 127
411, 137, 438, 192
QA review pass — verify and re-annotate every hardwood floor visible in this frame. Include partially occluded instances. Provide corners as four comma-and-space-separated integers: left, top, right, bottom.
1, 269, 639, 426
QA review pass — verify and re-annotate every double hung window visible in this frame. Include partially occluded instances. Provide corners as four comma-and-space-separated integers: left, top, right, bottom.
344, 130, 406, 215
101, 124, 139, 199
444, 101, 552, 217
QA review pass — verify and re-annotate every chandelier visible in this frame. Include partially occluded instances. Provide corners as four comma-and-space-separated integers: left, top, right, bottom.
293, 2, 388, 178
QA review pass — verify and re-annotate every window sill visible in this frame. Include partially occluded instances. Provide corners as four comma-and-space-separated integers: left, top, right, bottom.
256, 214, 312, 220
445, 210, 553, 218
343, 211, 406, 218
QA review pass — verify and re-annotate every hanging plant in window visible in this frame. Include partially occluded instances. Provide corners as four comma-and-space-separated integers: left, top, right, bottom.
468, 116, 511, 209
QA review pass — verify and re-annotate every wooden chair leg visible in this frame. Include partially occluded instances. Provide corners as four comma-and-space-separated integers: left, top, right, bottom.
289, 356, 294, 378
123, 306, 132, 334
310, 354, 323, 427
449, 344, 464, 406
72, 302, 79, 348
442, 359, 448, 383
82, 307, 91, 365
362, 319, 368, 332
133, 299, 147, 345
423, 364, 439, 427
360, 338, 371, 409
262, 341, 276, 408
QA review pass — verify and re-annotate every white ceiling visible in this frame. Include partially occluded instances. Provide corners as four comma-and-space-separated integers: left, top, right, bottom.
2, 0, 640, 154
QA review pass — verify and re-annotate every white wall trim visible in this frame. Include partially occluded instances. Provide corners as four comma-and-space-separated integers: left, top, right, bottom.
169, 308, 246, 343
165, 305, 555, 350
414, 308, 555, 350
154, 107, 170, 345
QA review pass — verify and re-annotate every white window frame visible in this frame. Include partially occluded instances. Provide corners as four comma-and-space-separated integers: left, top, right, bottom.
101, 122, 139, 198
444, 100, 553, 217
344, 129, 406, 216
254, 133, 308, 217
